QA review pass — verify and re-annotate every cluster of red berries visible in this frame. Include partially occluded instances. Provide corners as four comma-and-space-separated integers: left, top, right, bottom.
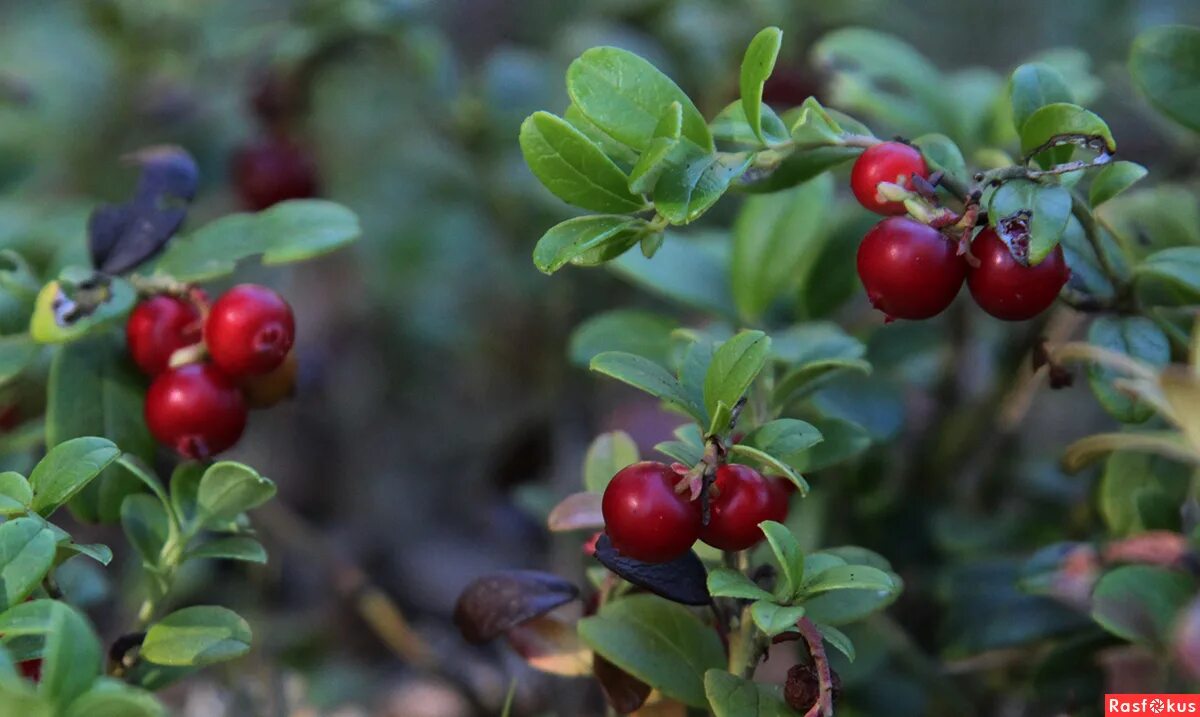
127, 284, 297, 460
601, 461, 792, 562
850, 142, 1070, 322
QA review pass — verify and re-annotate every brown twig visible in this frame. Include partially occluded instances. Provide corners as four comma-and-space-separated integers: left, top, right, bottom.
797, 618, 834, 717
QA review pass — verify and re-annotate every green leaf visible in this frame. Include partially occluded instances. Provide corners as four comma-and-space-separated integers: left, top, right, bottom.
187, 536, 267, 564
816, 623, 856, 662
195, 462, 276, 528
801, 577, 902, 626
168, 462, 204, 532
29, 276, 136, 345
46, 335, 152, 524
568, 310, 675, 368
913, 134, 967, 186
740, 146, 859, 194
787, 98, 847, 146
1008, 63, 1073, 134
120, 494, 169, 567
1090, 161, 1148, 207
577, 594, 724, 708
703, 330, 770, 422
740, 27, 783, 145
704, 670, 795, 717
654, 150, 752, 225
1087, 316, 1171, 423
590, 352, 704, 421
655, 440, 702, 466
731, 174, 833, 321
987, 179, 1072, 265
707, 567, 774, 602
64, 678, 165, 717
518, 111, 646, 213
140, 606, 252, 667
0, 472, 31, 516
1091, 565, 1194, 647
567, 47, 712, 153
743, 419, 824, 458
629, 103, 682, 194
711, 102, 790, 147
0, 335, 38, 388
153, 200, 360, 282
750, 601, 806, 637
1019, 103, 1115, 168
564, 104, 640, 166
55, 541, 112, 566
1135, 247, 1200, 303
799, 564, 896, 597
729, 444, 809, 496
609, 232, 735, 316
39, 602, 101, 708
0, 519, 55, 610
532, 215, 647, 274
760, 521, 804, 600
28, 437, 119, 517
582, 431, 640, 493
1129, 25, 1200, 133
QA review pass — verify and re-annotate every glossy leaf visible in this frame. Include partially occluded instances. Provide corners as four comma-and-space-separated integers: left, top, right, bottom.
120, 494, 169, 568
654, 149, 752, 225
739, 27, 783, 144
532, 215, 646, 274
582, 431, 640, 494
591, 352, 704, 421
988, 179, 1072, 265
186, 536, 267, 564
140, 606, 252, 667
750, 601, 806, 637
567, 47, 712, 152
578, 594, 724, 708
731, 174, 833, 321
519, 111, 646, 213
707, 567, 774, 602
629, 102, 682, 194
729, 444, 809, 495
0, 519, 55, 610
0, 472, 31, 516
153, 200, 360, 282
1129, 25, 1200, 133
1008, 63, 1073, 133
703, 330, 770, 423
1090, 161, 1147, 207
194, 462, 276, 528
29, 437, 119, 517
760, 521, 804, 601
1019, 103, 1115, 168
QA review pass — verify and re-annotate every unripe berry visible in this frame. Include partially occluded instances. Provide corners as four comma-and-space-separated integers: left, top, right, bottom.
967, 227, 1070, 321
699, 465, 789, 552
850, 142, 929, 215
205, 285, 295, 378
145, 363, 247, 459
857, 217, 966, 321
239, 351, 298, 409
601, 462, 701, 563
126, 295, 202, 376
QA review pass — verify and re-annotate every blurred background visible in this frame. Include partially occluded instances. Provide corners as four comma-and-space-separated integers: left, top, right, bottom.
3, 0, 1200, 715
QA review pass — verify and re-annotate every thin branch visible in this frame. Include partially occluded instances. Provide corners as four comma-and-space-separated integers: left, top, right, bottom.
798, 618, 834, 717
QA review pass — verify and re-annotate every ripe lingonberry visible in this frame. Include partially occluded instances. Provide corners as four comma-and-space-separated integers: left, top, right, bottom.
850, 141, 930, 215
968, 227, 1070, 321
18, 658, 40, 682
857, 217, 966, 320
205, 285, 295, 378
601, 461, 701, 563
126, 295, 202, 376
145, 363, 247, 459
700, 465, 789, 552
232, 136, 318, 211
240, 351, 298, 409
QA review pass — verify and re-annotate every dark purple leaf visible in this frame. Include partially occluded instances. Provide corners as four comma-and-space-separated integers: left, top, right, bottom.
593, 534, 710, 606
454, 570, 579, 644
594, 652, 650, 714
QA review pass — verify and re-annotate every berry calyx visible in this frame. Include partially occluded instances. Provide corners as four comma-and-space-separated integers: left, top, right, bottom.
857, 217, 967, 321
967, 227, 1071, 321
601, 461, 702, 563
145, 363, 247, 459
850, 141, 930, 215
125, 295, 202, 376
699, 464, 789, 552
205, 285, 295, 378
232, 136, 318, 211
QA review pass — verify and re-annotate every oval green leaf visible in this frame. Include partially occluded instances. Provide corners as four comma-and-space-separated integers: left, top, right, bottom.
140, 606, 252, 667
519, 111, 646, 213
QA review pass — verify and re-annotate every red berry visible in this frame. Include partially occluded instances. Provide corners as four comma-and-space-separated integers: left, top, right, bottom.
967, 227, 1070, 321
205, 285, 295, 378
145, 363, 247, 459
857, 217, 966, 320
601, 462, 701, 563
126, 296, 202, 376
700, 465, 789, 552
18, 658, 40, 682
850, 142, 930, 215
232, 136, 318, 211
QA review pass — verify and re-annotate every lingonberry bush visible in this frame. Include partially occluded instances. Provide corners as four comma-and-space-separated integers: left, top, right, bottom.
454, 22, 1200, 716
0, 141, 359, 713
